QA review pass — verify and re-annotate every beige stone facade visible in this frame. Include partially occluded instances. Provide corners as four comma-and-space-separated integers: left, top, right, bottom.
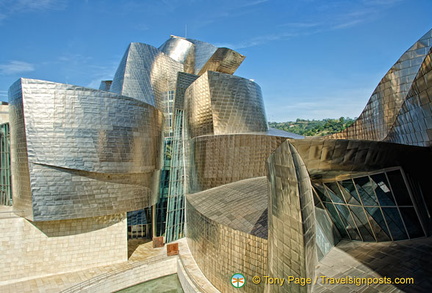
0, 207, 127, 285
0, 104, 8, 124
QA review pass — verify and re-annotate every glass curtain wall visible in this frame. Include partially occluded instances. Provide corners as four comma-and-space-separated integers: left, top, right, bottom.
313, 167, 426, 242
0, 123, 11, 206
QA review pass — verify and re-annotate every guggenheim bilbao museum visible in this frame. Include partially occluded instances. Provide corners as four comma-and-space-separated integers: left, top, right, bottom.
1, 29, 432, 292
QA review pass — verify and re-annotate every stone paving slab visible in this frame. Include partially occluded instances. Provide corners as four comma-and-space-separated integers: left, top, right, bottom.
314, 237, 432, 293
0, 239, 167, 293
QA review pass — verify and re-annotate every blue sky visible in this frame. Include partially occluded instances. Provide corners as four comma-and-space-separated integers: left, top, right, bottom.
0, 0, 431, 121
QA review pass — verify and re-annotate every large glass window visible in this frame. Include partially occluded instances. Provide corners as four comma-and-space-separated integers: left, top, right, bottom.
312, 167, 425, 242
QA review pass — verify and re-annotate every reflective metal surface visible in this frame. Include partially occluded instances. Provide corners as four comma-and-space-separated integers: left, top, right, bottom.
266, 141, 317, 293
185, 71, 268, 138
328, 29, 432, 145
4, 30, 432, 293
186, 177, 268, 293
188, 134, 288, 193
9, 78, 163, 221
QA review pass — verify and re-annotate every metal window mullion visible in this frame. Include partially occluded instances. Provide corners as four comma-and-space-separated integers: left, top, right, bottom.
313, 187, 350, 240
384, 170, 411, 240
342, 180, 378, 242
367, 175, 392, 241
399, 169, 427, 237
332, 181, 364, 241
321, 185, 353, 240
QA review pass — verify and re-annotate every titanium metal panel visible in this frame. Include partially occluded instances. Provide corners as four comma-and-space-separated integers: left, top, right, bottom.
289, 138, 432, 235
110, 42, 184, 111
185, 71, 268, 138
266, 140, 317, 293
159, 36, 195, 74
328, 29, 432, 142
186, 179, 268, 293
188, 134, 287, 193
98, 80, 112, 91
173, 72, 199, 110
197, 47, 245, 76
9, 78, 163, 221
385, 49, 432, 146
187, 177, 268, 238
185, 38, 218, 75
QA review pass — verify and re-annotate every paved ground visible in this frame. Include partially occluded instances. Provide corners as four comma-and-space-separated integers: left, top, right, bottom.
314, 237, 432, 293
0, 239, 167, 293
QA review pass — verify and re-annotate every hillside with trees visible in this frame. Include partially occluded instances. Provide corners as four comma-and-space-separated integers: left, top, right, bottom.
269, 117, 355, 137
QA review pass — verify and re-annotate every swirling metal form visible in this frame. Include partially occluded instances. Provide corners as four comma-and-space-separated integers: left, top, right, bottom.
328, 29, 432, 144
266, 140, 317, 293
185, 71, 268, 138
110, 42, 184, 111
9, 78, 163, 221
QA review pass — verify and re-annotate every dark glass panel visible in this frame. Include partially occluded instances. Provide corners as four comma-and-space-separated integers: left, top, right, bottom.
340, 179, 361, 203
386, 170, 412, 206
354, 176, 379, 206
313, 183, 332, 203
349, 206, 375, 241
323, 202, 349, 238
312, 189, 325, 208
382, 207, 408, 240
338, 181, 362, 205
324, 183, 345, 204
334, 203, 361, 240
399, 207, 425, 238
370, 173, 396, 206
364, 207, 391, 241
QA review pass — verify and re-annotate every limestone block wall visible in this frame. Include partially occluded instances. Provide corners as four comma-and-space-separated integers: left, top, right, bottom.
0, 211, 127, 284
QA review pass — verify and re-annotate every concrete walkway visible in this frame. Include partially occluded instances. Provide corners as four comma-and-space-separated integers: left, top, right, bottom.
0, 239, 170, 293
313, 237, 432, 293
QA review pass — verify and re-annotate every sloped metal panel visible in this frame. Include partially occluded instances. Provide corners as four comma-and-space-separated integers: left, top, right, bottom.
159, 36, 195, 74
9, 78, 163, 221
197, 47, 245, 75
185, 71, 268, 138
328, 29, 432, 142
110, 42, 184, 111
385, 49, 432, 146
189, 134, 288, 193
266, 140, 317, 293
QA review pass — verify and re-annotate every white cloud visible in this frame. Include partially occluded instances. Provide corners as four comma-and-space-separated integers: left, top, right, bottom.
0, 61, 35, 75
0, 0, 67, 22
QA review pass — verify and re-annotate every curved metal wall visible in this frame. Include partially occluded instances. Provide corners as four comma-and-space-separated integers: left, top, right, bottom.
185, 71, 268, 138
188, 134, 287, 193
266, 140, 317, 293
9, 78, 163, 221
110, 42, 184, 112
159, 36, 195, 74
328, 29, 432, 143
385, 50, 432, 146
289, 138, 432, 235
186, 202, 268, 293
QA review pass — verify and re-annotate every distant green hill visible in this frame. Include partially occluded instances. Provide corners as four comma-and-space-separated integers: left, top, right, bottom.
269, 117, 355, 137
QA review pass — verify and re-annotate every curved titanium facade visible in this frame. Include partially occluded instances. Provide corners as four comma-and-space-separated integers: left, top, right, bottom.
188, 134, 288, 193
385, 50, 432, 146
266, 140, 317, 293
313, 168, 426, 242
288, 138, 432, 237
9, 78, 163, 221
110, 42, 184, 112
328, 29, 432, 143
185, 71, 268, 138
186, 177, 268, 293
197, 47, 245, 76
184, 38, 218, 75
